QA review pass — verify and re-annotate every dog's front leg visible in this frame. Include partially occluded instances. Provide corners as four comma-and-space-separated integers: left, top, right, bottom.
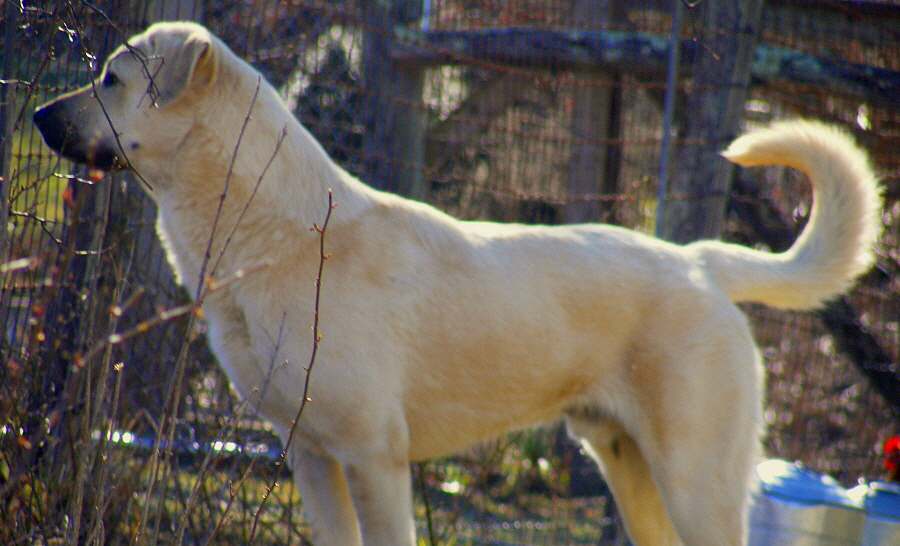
288, 446, 363, 545
342, 440, 417, 546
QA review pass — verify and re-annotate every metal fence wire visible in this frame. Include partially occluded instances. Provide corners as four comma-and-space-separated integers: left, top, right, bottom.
1, 0, 898, 544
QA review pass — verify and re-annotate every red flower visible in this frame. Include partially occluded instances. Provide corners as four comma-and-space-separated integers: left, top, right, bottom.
884, 435, 900, 480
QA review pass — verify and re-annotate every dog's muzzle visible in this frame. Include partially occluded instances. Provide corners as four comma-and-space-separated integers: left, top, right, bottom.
33, 100, 127, 172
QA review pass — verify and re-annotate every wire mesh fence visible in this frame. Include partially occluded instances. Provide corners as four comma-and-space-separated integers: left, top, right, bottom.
1, 0, 898, 544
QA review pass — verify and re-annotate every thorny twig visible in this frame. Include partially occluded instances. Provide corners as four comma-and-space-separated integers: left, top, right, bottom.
201, 315, 290, 546
203, 121, 289, 299
74, 261, 271, 369
196, 77, 263, 299
185, 305, 292, 543
131, 82, 277, 545
249, 189, 335, 542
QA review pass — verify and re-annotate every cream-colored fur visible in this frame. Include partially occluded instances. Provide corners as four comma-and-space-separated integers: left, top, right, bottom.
34, 22, 882, 546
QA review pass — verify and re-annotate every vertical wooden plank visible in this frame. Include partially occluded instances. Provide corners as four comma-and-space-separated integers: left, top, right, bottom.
566, 73, 618, 224
565, 0, 624, 225
0, 6, 15, 353
656, 0, 765, 244
361, 0, 427, 200
154, 0, 204, 21
0, 0, 16, 264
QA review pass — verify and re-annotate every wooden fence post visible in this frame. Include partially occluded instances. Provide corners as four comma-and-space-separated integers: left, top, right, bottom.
656, 0, 764, 244
0, 0, 18, 266
361, 0, 427, 200
565, 0, 625, 225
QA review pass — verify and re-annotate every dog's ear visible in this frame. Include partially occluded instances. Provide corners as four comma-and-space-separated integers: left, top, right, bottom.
154, 32, 216, 108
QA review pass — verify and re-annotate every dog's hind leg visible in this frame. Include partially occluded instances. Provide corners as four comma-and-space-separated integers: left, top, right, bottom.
571, 309, 761, 545
639, 386, 758, 546
571, 416, 751, 546
641, 326, 761, 546
568, 419, 683, 546
288, 446, 363, 546
620, 408, 755, 546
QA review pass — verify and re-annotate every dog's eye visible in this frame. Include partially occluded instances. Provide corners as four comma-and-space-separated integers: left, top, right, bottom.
102, 71, 119, 88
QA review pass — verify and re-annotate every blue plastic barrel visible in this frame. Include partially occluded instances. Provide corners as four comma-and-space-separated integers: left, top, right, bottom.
748, 459, 864, 545
848, 480, 900, 545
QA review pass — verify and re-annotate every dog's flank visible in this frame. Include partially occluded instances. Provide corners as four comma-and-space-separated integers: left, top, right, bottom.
34, 21, 882, 546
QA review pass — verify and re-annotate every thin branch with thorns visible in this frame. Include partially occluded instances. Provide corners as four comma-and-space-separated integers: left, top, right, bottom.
250, 189, 335, 542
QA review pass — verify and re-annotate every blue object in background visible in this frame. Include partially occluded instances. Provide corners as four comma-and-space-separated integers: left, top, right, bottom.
848, 480, 900, 545
748, 459, 864, 545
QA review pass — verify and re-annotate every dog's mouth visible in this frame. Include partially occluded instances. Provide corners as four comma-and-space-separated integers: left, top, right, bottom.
85, 146, 130, 174
58, 141, 130, 178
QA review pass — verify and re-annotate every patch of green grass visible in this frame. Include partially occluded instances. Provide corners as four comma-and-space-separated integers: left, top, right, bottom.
5, 114, 73, 257
413, 434, 620, 545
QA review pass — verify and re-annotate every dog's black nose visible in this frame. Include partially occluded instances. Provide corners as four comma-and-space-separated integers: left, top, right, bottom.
33, 101, 64, 136
33, 102, 82, 159
33, 100, 126, 172
32, 103, 51, 128
33, 103, 57, 142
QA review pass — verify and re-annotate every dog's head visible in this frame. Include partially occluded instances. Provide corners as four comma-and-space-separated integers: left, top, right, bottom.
33, 22, 218, 174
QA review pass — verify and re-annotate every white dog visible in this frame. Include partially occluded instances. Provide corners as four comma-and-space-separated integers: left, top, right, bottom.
34, 22, 882, 546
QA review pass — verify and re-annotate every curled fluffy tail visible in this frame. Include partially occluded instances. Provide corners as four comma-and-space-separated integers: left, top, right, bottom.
690, 120, 882, 309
